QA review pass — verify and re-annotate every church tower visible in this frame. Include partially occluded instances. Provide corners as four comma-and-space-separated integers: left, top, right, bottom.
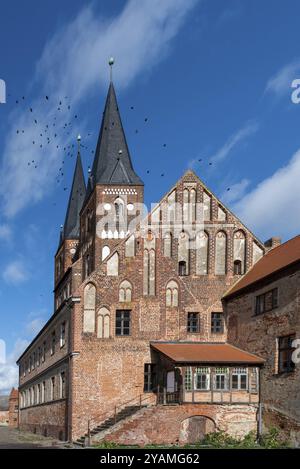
80, 60, 144, 280
55, 140, 86, 289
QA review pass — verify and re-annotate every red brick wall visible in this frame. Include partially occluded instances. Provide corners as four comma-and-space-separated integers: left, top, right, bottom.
19, 401, 67, 439
94, 404, 258, 445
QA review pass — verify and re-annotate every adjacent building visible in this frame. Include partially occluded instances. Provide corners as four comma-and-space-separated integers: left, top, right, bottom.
8, 388, 19, 428
223, 236, 300, 445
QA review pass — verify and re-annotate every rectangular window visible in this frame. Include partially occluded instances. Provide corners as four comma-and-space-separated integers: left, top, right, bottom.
194, 367, 210, 390
231, 367, 248, 390
115, 310, 131, 336
50, 377, 55, 401
60, 322, 66, 348
51, 331, 56, 355
143, 364, 156, 392
211, 313, 224, 334
278, 335, 295, 373
32, 352, 35, 370
187, 313, 200, 333
178, 261, 187, 276
37, 347, 40, 367
42, 341, 46, 362
36, 384, 40, 404
214, 367, 229, 390
29, 356, 32, 373
184, 367, 192, 391
255, 288, 278, 315
60, 372, 66, 399
42, 381, 46, 403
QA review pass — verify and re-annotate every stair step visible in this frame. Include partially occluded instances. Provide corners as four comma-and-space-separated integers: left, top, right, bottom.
74, 402, 148, 444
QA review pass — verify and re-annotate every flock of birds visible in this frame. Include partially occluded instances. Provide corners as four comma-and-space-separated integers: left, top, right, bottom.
8, 92, 231, 195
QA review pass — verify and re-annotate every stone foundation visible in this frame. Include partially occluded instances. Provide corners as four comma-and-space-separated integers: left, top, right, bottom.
92, 404, 258, 446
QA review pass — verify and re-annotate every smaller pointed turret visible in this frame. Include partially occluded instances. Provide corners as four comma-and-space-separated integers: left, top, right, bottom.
62, 136, 86, 241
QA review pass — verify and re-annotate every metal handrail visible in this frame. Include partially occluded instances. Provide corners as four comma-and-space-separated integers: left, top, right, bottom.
86, 388, 158, 435
114, 388, 158, 423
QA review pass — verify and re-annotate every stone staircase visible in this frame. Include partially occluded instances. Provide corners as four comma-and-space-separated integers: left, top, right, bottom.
74, 404, 147, 447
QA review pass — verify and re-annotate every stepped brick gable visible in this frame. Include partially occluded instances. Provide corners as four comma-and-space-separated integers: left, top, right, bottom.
17, 79, 271, 445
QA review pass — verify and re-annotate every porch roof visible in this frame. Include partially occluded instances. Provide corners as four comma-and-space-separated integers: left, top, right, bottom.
151, 342, 264, 365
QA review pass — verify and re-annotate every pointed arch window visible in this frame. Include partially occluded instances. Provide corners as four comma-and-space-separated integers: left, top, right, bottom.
215, 231, 227, 275
97, 307, 110, 338
190, 188, 196, 222
178, 231, 189, 275
143, 232, 156, 296
102, 245, 110, 261
114, 197, 125, 233
119, 280, 132, 302
196, 231, 208, 275
166, 280, 179, 307
107, 252, 119, 276
164, 232, 173, 257
183, 188, 189, 222
233, 230, 246, 275
83, 283, 96, 333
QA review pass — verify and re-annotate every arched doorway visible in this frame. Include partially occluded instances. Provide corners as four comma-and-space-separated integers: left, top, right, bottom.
179, 416, 216, 444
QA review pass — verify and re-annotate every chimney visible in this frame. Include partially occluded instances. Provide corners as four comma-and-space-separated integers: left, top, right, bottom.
264, 237, 281, 251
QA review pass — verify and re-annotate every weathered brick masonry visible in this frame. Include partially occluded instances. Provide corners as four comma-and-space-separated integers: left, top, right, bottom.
17, 79, 269, 444
224, 237, 300, 446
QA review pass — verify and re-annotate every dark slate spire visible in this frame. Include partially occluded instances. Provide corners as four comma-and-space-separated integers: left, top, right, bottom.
63, 142, 86, 240
88, 82, 143, 192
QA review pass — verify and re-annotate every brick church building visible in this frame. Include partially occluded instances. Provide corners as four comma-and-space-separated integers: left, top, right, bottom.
16, 77, 270, 445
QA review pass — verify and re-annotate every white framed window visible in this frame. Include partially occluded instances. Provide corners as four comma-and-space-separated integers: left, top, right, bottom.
232, 367, 248, 390
194, 367, 210, 390
214, 367, 229, 390
60, 322, 66, 348
184, 367, 192, 391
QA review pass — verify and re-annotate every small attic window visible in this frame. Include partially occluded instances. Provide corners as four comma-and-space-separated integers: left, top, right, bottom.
233, 260, 242, 275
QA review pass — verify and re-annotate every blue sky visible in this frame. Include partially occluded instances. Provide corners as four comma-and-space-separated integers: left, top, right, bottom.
1, 0, 300, 392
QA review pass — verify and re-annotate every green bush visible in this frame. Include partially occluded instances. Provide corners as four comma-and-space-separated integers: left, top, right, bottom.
259, 427, 290, 449
202, 428, 290, 449
202, 431, 240, 448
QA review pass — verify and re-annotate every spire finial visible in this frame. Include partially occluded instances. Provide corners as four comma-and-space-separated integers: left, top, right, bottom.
77, 134, 81, 152
108, 57, 115, 82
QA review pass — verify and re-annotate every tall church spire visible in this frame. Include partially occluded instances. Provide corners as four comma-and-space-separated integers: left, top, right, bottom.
87, 62, 143, 195
62, 137, 86, 240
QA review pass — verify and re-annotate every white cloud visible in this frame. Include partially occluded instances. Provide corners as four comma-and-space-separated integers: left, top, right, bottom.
0, 0, 198, 217
0, 339, 29, 394
233, 149, 300, 240
220, 178, 250, 205
0, 224, 12, 242
2, 260, 28, 285
209, 120, 259, 164
265, 59, 300, 98
26, 317, 46, 337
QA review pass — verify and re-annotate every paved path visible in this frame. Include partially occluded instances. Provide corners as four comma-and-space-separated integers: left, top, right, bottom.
0, 425, 60, 449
